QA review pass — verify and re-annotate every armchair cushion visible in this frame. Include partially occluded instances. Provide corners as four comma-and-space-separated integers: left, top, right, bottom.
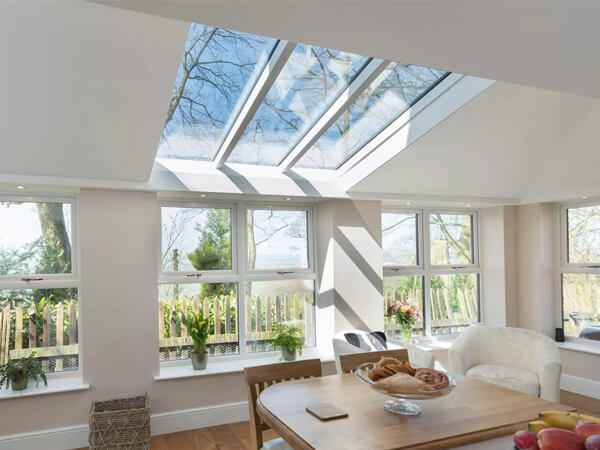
466, 364, 539, 397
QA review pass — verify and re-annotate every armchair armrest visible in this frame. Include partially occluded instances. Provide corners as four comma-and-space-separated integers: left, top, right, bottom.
539, 361, 562, 402
448, 333, 479, 375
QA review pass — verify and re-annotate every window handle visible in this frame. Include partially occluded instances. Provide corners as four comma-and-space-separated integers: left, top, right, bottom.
390, 268, 401, 272
580, 265, 600, 269
21, 277, 44, 282
277, 271, 294, 275
186, 274, 202, 277
451, 265, 469, 269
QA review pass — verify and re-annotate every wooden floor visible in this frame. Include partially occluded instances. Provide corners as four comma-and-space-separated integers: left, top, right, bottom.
75, 390, 600, 450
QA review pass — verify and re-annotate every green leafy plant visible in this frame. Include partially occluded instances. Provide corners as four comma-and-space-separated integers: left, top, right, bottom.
0, 353, 47, 390
272, 323, 304, 356
184, 311, 211, 355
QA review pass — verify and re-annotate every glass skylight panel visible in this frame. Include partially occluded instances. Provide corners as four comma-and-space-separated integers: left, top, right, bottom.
227, 45, 369, 166
157, 24, 277, 161
296, 64, 448, 169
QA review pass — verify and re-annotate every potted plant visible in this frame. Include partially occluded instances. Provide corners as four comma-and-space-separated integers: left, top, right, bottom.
0, 353, 47, 391
272, 323, 304, 361
386, 301, 419, 343
184, 310, 210, 370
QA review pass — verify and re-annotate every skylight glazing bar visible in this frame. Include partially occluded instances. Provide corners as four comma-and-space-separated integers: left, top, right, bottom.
280, 58, 389, 172
214, 41, 296, 168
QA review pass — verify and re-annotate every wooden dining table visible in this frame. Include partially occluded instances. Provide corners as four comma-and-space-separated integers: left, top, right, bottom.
257, 373, 574, 449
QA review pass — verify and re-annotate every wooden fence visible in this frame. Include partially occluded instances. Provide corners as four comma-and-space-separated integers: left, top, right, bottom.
0, 302, 78, 371
158, 294, 314, 358
384, 286, 478, 335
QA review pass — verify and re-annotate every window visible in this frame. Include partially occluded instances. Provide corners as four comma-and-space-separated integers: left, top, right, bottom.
382, 210, 480, 339
157, 24, 278, 161
297, 64, 448, 169
560, 204, 600, 340
159, 203, 315, 362
228, 45, 369, 166
0, 199, 79, 373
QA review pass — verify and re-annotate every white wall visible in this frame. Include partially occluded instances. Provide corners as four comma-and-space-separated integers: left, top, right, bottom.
316, 199, 383, 335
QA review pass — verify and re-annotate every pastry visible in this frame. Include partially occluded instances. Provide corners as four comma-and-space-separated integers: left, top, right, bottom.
375, 356, 403, 368
374, 372, 432, 392
414, 368, 450, 390
367, 366, 396, 381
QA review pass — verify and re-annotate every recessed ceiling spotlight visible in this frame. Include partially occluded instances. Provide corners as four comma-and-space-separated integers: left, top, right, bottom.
15, 185, 25, 190
405, 201, 412, 206
285, 197, 292, 201
200, 193, 207, 197
582, 195, 589, 200
466, 203, 472, 207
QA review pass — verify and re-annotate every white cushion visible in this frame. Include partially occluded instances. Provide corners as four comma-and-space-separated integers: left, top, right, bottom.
466, 364, 539, 397
261, 437, 292, 450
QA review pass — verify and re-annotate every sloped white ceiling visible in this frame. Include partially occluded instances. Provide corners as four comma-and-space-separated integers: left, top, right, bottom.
350, 82, 600, 204
95, 0, 600, 98
0, 1, 188, 181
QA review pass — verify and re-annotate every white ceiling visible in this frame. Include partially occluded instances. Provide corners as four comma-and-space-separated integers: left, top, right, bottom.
94, 0, 600, 98
350, 81, 600, 204
1, 0, 599, 206
0, 1, 188, 181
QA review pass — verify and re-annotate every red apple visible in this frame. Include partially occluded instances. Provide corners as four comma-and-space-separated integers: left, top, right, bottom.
576, 422, 600, 440
585, 435, 600, 450
538, 428, 584, 450
514, 430, 539, 449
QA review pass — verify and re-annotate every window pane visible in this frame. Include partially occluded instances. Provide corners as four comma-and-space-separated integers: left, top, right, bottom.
382, 213, 418, 266
161, 207, 232, 272
158, 283, 239, 361
0, 288, 78, 373
562, 273, 600, 340
157, 24, 277, 161
228, 45, 369, 166
244, 280, 315, 353
429, 213, 474, 265
429, 274, 479, 335
297, 64, 448, 169
247, 209, 309, 270
567, 205, 600, 264
384, 276, 424, 338
0, 201, 72, 275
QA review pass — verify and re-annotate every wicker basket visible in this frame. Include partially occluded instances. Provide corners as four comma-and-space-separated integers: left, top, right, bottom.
89, 394, 151, 449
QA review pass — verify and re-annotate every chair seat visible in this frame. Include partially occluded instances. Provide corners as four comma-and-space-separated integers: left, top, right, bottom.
466, 364, 540, 397
261, 437, 292, 450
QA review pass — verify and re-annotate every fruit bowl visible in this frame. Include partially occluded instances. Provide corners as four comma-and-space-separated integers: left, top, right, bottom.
355, 362, 457, 415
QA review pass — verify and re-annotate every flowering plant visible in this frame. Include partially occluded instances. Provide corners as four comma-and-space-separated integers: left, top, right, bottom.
386, 301, 419, 328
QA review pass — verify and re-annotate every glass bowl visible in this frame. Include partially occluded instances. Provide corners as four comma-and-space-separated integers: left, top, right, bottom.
355, 362, 457, 415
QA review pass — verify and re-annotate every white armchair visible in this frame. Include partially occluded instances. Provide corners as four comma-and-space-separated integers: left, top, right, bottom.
332, 329, 435, 373
449, 326, 562, 402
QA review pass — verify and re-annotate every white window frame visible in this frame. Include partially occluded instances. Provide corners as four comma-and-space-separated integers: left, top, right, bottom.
558, 201, 600, 345
382, 207, 481, 338
0, 194, 80, 376
158, 199, 317, 362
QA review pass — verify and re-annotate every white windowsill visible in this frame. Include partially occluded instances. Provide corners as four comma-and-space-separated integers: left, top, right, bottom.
0, 375, 89, 400
390, 334, 459, 351
155, 348, 334, 381
558, 339, 600, 356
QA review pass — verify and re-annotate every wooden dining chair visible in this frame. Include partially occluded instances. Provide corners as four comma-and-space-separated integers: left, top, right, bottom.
339, 348, 409, 374
244, 359, 322, 450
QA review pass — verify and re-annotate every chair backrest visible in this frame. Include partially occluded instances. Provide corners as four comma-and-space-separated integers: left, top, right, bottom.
244, 359, 322, 450
339, 349, 409, 374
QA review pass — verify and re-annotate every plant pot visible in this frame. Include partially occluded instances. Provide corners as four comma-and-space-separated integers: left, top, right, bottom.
191, 352, 208, 370
281, 347, 297, 361
10, 373, 28, 391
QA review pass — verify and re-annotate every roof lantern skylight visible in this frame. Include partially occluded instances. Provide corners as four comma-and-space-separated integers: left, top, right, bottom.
157, 23, 449, 172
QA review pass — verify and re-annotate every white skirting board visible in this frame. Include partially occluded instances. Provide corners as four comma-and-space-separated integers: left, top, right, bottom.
0, 401, 249, 450
561, 374, 600, 400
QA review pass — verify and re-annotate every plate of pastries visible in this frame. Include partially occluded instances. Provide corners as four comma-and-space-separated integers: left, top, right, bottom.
355, 357, 456, 399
